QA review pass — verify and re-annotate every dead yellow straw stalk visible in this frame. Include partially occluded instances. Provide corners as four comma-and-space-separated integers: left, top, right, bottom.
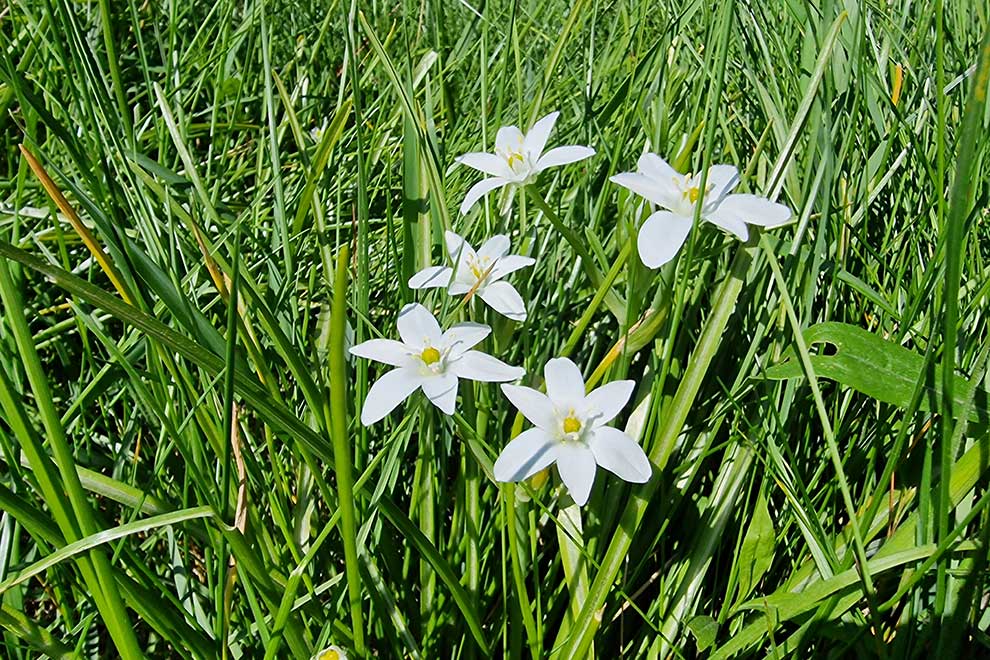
19, 144, 134, 305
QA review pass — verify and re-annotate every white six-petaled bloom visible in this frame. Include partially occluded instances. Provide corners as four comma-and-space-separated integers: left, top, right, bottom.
455, 111, 595, 215
408, 230, 535, 321
493, 357, 651, 506
349, 303, 524, 425
610, 153, 792, 268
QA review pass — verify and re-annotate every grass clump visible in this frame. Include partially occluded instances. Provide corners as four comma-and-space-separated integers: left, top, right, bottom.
0, 0, 989, 657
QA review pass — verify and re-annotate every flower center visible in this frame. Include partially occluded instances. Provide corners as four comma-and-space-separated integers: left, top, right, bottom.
679, 173, 713, 207
562, 415, 582, 434
506, 150, 524, 169
468, 256, 493, 282
317, 651, 340, 660
421, 347, 441, 365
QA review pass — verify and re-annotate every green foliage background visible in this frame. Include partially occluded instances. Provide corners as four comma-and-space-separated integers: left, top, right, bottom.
0, 0, 989, 657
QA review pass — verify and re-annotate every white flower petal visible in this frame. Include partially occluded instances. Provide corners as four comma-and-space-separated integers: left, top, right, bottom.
495, 125, 525, 153
455, 152, 511, 178
523, 111, 559, 159
710, 194, 792, 230
444, 230, 476, 264
460, 177, 510, 215
408, 265, 453, 290
441, 322, 491, 356
544, 357, 586, 410
349, 339, 414, 368
493, 428, 557, 482
705, 164, 740, 201
555, 443, 597, 506
448, 281, 474, 296
584, 380, 635, 427
610, 172, 672, 208
361, 367, 424, 425
500, 384, 556, 430
477, 235, 511, 261
637, 152, 680, 182
421, 372, 459, 415
588, 426, 652, 483
489, 254, 535, 281
478, 281, 527, 321
396, 303, 442, 348
534, 146, 595, 172
703, 207, 749, 241
451, 351, 525, 382
637, 210, 693, 268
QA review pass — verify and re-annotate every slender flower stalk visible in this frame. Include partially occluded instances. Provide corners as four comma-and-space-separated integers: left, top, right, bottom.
409, 231, 535, 320
456, 111, 595, 215
350, 303, 524, 424
494, 357, 651, 505
611, 153, 792, 267
329, 247, 365, 655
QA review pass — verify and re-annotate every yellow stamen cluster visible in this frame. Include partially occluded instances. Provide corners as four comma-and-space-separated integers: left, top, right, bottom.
421, 347, 441, 365
468, 256, 492, 282
506, 151, 524, 168
562, 415, 582, 434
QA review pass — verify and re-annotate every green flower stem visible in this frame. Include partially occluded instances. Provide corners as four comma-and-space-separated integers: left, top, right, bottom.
329, 245, 365, 655
561, 239, 631, 358
551, 244, 755, 659
525, 186, 605, 290
503, 486, 540, 658
418, 405, 437, 635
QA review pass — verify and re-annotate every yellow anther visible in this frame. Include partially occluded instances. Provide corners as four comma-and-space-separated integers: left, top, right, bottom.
507, 151, 524, 168
421, 347, 441, 365
687, 186, 701, 203
469, 257, 491, 281
317, 650, 340, 660
563, 415, 582, 434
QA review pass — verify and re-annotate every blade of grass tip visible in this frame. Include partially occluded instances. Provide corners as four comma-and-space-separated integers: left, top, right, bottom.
260, 9, 293, 284
526, 0, 591, 124
95, 0, 132, 142
18, 145, 134, 304
357, 10, 451, 232
0, 259, 144, 658
329, 245, 365, 655
937, 21, 990, 653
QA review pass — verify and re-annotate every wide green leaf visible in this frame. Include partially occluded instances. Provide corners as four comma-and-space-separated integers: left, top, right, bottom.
765, 322, 989, 425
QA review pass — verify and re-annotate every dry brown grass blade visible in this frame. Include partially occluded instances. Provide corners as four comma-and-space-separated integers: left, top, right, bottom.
18, 144, 134, 305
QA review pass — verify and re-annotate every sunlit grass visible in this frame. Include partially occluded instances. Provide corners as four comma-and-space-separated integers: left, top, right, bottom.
0, 0, 988, 657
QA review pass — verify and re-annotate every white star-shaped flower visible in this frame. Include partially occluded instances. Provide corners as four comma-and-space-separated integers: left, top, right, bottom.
408, 230, 535, 321
350, 303, 525, 425
455, 111, 595, 215
610, 153, 792, 268
494, 357, 651, 506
